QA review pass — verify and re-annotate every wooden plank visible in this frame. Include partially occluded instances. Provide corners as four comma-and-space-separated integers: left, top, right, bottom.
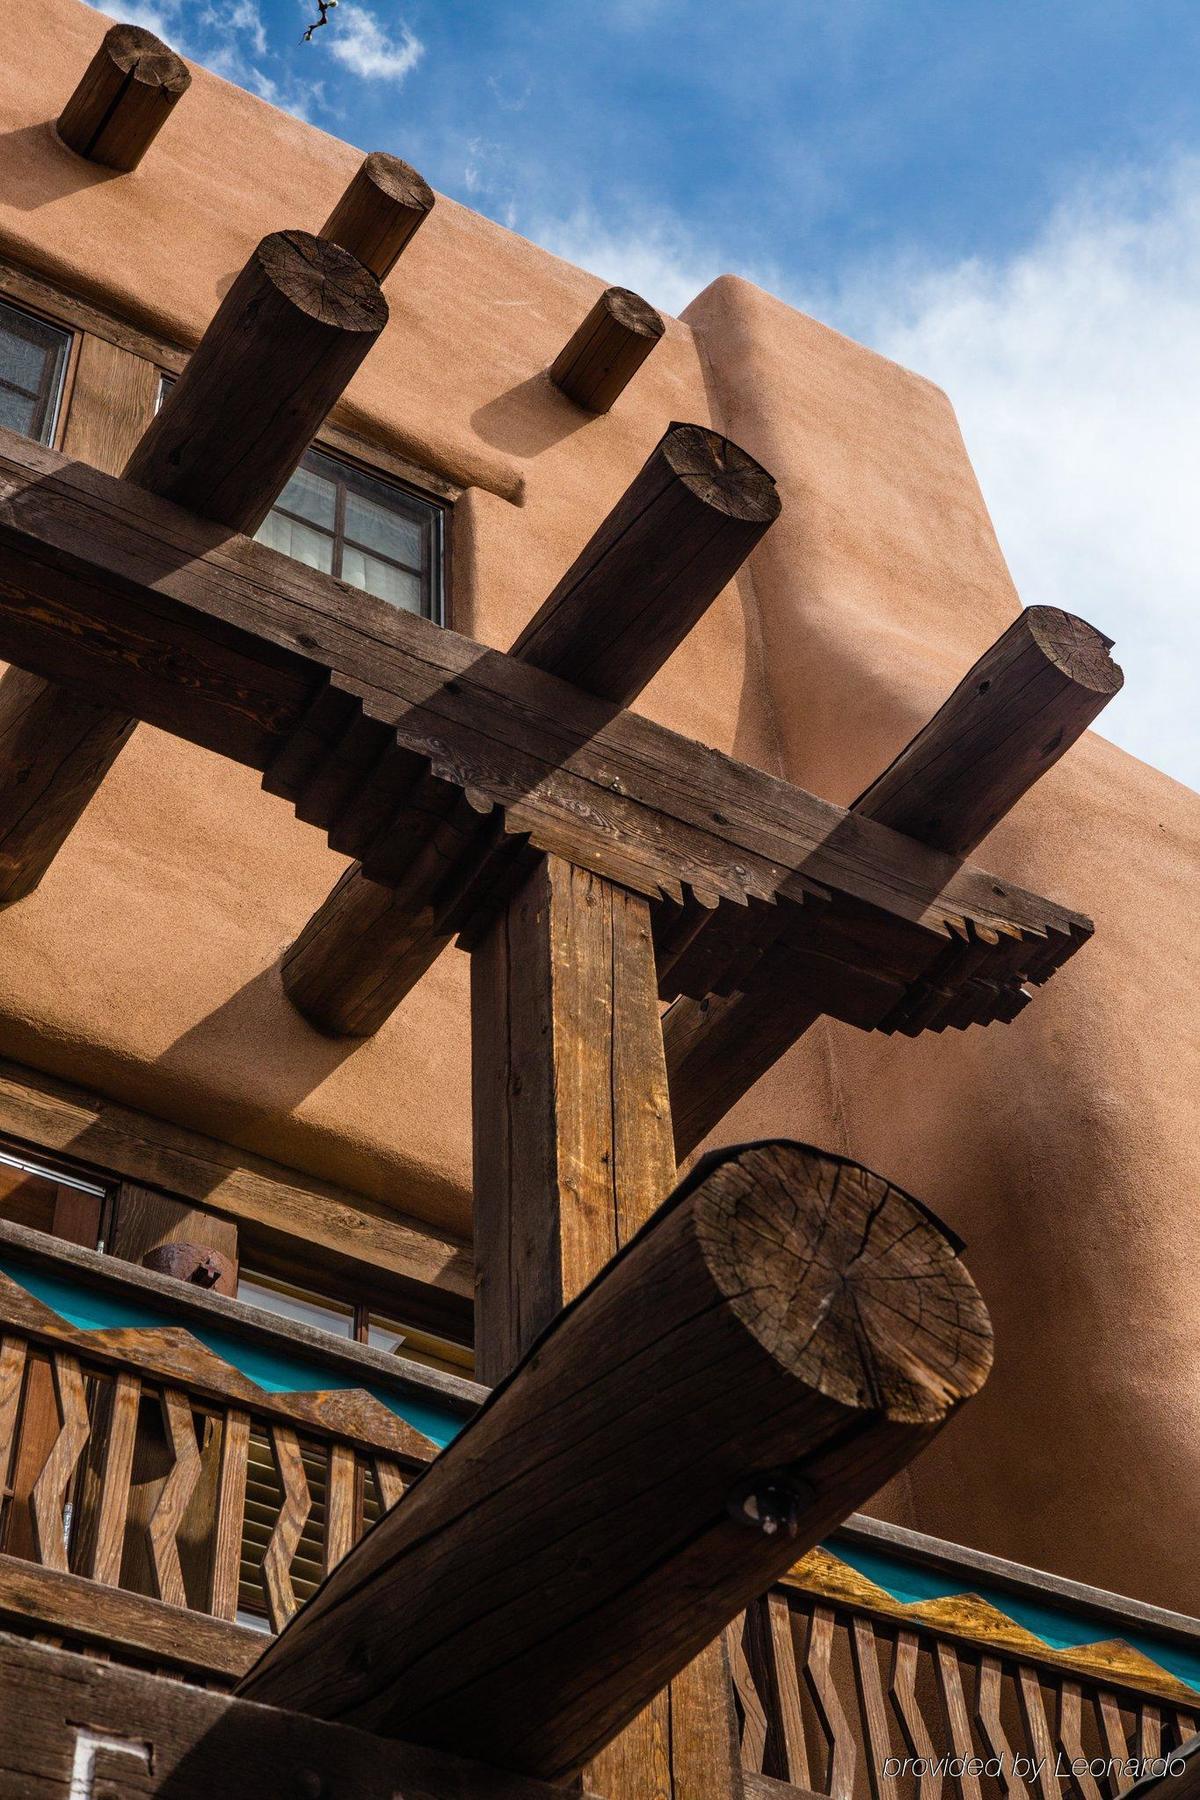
1016, 1667, 1060, 1800
670, 1638, 745, 1800
0, 1554, 260, 1675
805, 1605, 855, 1800
1098, 1691, 1135, 1795
110, 1183, 239, 1296
729, 1615, 770, 1775
0, 1333, 26, 1497
324, 1441, 356, 1573
0, 1630, 590, 1800
29, 1351, 89, 1572
261, 1424, 311, 1632
935, 1640, 983, 1800
892, 1631, 943, 1800
56, 23, 190, 171
283, 419, 780, 1035
549, 286, 665, 412
1060, 1679, 1106, 1800
472, 855, 676, 1380
209, 1407, 250, 1622
771, 1592, 812, 1789
0, 428, 1091, 1036
664, 604, 1121, 1155
60, 333, 161, 479
976, 1654, 1029, 1800
84, 1370, 141, 1585
370, 1455, 405, 1512
0, 1054, 473, 1308
321, 151, 435, 280
239, 1139, 992, 1777
850, 1615, 895, 1800
144, 1388, 202, 1608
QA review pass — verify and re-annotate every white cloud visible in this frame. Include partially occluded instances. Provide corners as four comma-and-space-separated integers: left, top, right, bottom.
832, 159, 1200, 791
199, 0, 266, 55
528, 206, 743, 319
327, 6, 422, 82
97, 0, 181, 38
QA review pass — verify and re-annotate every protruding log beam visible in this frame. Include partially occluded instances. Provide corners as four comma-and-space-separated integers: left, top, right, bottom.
549, 285, 666, 413
664, 606, 1123, 1157
282, 423, 777, 1034
56, 23, 190, 172
239, 1140, 992, 1775
320, 151, 436, 281
0, 231, 386, 902
125, 230, 387, 533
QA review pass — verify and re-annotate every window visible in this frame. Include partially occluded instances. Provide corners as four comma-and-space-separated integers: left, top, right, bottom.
237, 1265, 473, 1378
255, 449, 443, 619
0, 1145, 109, 1248
0, 297, 70, 445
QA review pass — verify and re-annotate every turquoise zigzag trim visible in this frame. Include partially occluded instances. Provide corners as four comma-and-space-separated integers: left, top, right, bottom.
0, 1257, 464, 1449
828, 1542, 1200, 1696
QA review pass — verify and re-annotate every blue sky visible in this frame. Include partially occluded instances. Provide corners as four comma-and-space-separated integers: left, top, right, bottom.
106, 0, 1200, 788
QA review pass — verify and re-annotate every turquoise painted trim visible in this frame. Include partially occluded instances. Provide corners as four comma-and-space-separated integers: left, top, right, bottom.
0, 1257, 463, 1449
826, 1541, 1200, 1696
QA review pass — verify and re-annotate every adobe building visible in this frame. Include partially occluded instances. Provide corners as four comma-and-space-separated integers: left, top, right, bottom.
0, 4, 1197, 1796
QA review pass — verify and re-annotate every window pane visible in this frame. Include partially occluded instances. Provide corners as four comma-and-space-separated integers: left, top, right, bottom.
237, 1270, 355, 1338
0, 299, 70, 445
256, 509, 335, 573
276, 462, 337, 529
344, 488, 423, 567
341, 544, 423, 612
367, 1312, 475, 1376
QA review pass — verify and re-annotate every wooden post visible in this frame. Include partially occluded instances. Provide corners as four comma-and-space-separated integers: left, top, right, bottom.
320, 151, 435, 281
471, 851, 738, 1800
550, 286, 666, 413
238, 1138, 992, 1774
56, 23, 190, 172
0, 230, 386, 902
664, 605, 1123, 1157
281, 423, 779, 1035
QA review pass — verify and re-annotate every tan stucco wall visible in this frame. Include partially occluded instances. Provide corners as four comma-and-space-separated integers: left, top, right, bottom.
1, 0, 1197, 1610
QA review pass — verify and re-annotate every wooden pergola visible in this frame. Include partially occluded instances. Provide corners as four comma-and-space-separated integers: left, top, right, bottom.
0, 24, 1122, 1798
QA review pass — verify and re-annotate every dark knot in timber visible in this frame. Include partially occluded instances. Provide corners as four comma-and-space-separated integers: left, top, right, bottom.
238, 1139, 991, 1776
123, 230, 387, 535
321, 151, 436, 282
57, 23, 191, 172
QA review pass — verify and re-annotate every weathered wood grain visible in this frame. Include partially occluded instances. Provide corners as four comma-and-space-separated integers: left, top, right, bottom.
283, 420, 778, 1035
0, 430, 1089, 1044
664, 605, 1120, 1155
29, 1352, 89, 1572
56, 22, 190, 171
0, 1630, 592, 1800
239, 1140, 991, 1777
549, 286, 665, 412
320, 150, 435, 280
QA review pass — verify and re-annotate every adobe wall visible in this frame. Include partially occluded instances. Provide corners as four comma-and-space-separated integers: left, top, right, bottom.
0, 0, 1196, 1610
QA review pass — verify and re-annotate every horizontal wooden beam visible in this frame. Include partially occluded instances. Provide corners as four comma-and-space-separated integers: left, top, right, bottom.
282, 421, 779, 1034
56, 22, 190, 172
550, 285, 665, 412
0, 427, 1090, 1037
238, 1140, 992, 1775
0, 230, 386, 903
321, 150, 436, 280
0, 1631, 581, 1799
664, 606, 1122, 1156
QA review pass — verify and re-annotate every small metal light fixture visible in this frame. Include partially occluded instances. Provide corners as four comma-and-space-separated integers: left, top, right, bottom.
727, 1469, 816, 1539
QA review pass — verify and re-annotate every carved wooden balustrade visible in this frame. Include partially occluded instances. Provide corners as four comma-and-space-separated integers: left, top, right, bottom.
728, 1521, 1200, 1800
0, 1217, 478, 1679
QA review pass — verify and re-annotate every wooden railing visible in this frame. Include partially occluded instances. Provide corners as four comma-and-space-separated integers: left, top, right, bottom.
729, 1522, 1200, 1800
0, 1218, 479, 1678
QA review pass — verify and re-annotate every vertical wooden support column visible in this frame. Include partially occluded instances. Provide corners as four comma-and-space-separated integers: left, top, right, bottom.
472, 853, 741, 1800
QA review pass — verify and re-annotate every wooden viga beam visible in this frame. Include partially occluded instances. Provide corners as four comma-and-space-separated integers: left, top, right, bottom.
549, 286, 666, 413
0, 230, 386, 907
280, 422, 781, 1036
239, 1140, 993, 1774
56, 22, 190, 172
321, 150, 436, 281
0, 424, 1094, 1039
664, 606, 1124, 1159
